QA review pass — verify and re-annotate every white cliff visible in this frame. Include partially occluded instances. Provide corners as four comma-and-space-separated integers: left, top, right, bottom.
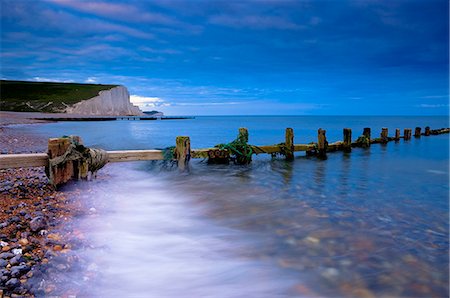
65, 86, 144, 116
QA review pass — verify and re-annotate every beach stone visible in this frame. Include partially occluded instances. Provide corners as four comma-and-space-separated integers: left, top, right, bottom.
9, 255, 25, 266
321, 267, 340, 281
11, 265, 30, 277
18, 238, 29, 246
29, 216, 47, 232
0, 259, 7, 267
9, 216, 20, 224
6, 277, 20, 289
0, 252, 14, 259
11, 248, 22, 255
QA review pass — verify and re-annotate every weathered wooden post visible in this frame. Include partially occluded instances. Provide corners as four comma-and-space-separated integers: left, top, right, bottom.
236, 127, 252, 164
175, 136, 191, 171
414, 127, 422, 138
404, 128, 412, 140
363, 128, 371, 140
47, 136, 82, 186
395, 129, 401, 141
380, 127, 388, 143
424, 126, 430, 136
285, 128, 294, 161
343, 128, 352, 152
238, 127, 249, 142
317, 128, 327, 159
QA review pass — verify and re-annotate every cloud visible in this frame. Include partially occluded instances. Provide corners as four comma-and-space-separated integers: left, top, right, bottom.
209, 14, 302, 30
130, 95, 168, 108
46, 0, 184, 27
3, 2, 154, 40
31, 76, 75, 83
172, 101, 248, 106
85, 77, 97, 83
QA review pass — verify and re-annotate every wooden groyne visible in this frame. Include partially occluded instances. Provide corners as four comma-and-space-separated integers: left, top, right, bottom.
0, 126, 448, 187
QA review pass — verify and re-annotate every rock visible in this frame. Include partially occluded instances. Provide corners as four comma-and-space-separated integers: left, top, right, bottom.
11, 248, 22, 255
0, 259, 7, 267
0, 252, 14, 259
321, 267, 339, 281
10, 264, 30, 277
18, 238, 29, 246
1, 268, 10, 277
305, 236, 320, 244
56, 263, 67, 271
9, 255, 25, 266
65, 86, 144, 115
8, 216, 21, 223
29, 216, 47, 232
5, 277, 20, 289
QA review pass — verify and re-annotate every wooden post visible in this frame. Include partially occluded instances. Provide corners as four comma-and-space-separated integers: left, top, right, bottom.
175, 136, 191, 171
47, 137, 80, 186
363, 127, 371, 147
380, 127, 388, 143
236, 127, 252, 164
285, 128, 294, 161
238, 127, 249, 143
414, 127, 422, 138
317, 128, 327, 159
343, 128, 352, 152
363, 128, 371, 139
404, 128, 412, 140
424, 126, 430, 136
395, 129, 400, 141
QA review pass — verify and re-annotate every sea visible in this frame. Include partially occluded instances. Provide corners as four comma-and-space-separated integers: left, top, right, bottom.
16, 116, 450, 297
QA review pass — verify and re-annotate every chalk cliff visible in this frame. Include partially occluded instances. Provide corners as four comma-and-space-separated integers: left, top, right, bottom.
65, 86, 144, 116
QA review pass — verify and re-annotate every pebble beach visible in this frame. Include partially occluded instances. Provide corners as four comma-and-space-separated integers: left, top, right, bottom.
0, 112, 92, 297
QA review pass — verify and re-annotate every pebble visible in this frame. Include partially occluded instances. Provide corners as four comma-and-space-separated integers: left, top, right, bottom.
305, 236, 320, 244
0, 259, 8, 267
9, 255, 24, 266
10, 265, 30, 277
18, 238, 29, 246
29, 216, 47, 232
321, 267, 340, 280
0, 252, 14, 259
5, 278, 20, 289
11, 248, 22, 255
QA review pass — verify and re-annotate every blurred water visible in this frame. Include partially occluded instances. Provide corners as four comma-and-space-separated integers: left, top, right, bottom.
23, 116, 449, 297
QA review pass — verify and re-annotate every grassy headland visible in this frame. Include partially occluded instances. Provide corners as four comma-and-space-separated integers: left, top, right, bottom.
0, 80, 118, 113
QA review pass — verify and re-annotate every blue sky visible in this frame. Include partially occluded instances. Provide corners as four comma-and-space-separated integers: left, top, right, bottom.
1, 0, 448, 115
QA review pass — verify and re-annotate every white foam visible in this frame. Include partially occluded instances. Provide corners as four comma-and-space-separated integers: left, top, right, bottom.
76, 163, 299, 298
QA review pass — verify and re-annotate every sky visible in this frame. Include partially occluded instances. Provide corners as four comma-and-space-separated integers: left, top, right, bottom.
1, 0, 448, 116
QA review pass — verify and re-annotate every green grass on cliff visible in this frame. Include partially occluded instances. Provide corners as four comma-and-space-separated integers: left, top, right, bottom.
0, 80, 118, 113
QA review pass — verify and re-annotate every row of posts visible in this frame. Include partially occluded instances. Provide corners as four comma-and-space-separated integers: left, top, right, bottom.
174, 126, 432, 169
318, 126, 431, 159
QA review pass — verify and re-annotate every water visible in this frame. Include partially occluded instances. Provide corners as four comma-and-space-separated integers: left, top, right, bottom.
19, 116, 450, 297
